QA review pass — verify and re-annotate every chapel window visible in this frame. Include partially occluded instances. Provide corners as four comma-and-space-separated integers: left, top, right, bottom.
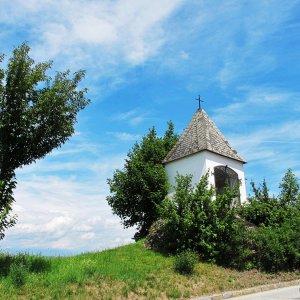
214, 165, 240, 205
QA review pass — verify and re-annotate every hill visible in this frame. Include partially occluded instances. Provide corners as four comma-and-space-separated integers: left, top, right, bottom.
0, 241, 299, 299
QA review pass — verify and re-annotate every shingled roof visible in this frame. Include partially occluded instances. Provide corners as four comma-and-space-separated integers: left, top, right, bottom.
163, 109, 246, 164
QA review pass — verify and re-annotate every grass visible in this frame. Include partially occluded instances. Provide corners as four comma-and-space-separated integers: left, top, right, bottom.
0, 241, 299, 299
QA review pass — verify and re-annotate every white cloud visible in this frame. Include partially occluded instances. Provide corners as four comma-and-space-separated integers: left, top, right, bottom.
179, 50, 189, 60
112, 110, 147, 126
1, 131, 136, 253
45, 216, 73, 232
213, 87, 300, 125
0, 0, 183, 71
228, 121, 300, 172
74, 224, 93, 232
107, 131, 141, 141
113, 110, 137, 121
1, 175, 136, 253
128, 116, 146, 126
87, 216, 103, 225
81, 232, 96, 240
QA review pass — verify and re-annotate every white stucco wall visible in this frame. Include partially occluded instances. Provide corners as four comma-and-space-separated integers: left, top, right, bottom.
164, 152, 207, 192
164, 150, 247, 202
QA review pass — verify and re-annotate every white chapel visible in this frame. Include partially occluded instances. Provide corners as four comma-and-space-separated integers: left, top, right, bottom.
163, 108, 247, 203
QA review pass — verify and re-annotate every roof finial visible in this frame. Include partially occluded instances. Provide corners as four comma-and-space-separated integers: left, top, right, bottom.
196, 95, 204, 110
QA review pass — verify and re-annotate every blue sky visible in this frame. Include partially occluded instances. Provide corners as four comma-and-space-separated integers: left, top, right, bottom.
1, 0, 300, 255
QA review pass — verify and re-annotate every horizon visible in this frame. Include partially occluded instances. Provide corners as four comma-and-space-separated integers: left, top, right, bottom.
0, 0, 300, 256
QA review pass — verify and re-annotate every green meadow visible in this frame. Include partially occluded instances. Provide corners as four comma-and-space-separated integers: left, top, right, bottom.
0, 241, 299, 300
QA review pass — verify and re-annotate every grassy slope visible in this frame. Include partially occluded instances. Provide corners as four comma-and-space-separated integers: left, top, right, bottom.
0, 241, 299, 300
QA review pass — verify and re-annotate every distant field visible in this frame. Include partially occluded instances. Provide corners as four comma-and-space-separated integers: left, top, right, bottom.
0, 241, 299, 299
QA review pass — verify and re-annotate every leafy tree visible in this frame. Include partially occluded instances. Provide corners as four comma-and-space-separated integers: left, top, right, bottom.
279, 168, 300, 206
0, 43, 89, 239
107, 122, 178, 240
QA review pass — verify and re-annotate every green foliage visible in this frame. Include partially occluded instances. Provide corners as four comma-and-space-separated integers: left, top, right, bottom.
154, 169, 300, 272
0, 252, 51, 277
0, 43, 89, 239
1, 252, 51, 288
239, 180, 285, 227
159, 173, 240, 262
107, 121, 178, 239
0, 180, 17, 240
251, 217, 300, 272
9, 261, 28, 287
279, 168, 300, 206
174, 250, 198, 275
238, 169, 300, 272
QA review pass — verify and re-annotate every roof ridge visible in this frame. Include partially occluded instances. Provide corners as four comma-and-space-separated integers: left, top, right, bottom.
203, 110, 211, 150
205, 111, 240, 155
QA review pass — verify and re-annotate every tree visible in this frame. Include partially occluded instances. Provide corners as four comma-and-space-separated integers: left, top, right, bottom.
279, 169, 300, 206
0, 43, 90, 240
107, 122, 178, 240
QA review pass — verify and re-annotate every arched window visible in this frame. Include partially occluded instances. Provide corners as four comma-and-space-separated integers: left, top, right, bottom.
214, 165, 240, 204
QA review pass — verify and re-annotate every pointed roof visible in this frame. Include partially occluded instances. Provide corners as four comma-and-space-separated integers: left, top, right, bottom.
163, 109, 246, 164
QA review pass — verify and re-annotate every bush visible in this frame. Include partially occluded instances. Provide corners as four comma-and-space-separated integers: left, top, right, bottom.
158, 173, 239, 262
147, 169, 300, 272
9, 262, 27, 287
0, 252, 51, 282
251, 218, 300, 272
239, 180, 286, 227
27, 255, 51, 273
174, 250, 198, 275
215, 220, 253, 270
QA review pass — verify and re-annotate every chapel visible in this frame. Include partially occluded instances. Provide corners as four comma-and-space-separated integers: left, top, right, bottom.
163, 108, 247, 203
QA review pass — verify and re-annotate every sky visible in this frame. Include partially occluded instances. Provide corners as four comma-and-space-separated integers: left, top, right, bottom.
0, 0, 300, 256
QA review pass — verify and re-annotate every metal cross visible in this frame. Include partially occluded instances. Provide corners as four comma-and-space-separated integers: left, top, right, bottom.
196, 95, 204, 110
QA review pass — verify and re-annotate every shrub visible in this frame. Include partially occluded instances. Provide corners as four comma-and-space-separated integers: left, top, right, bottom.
159, 173, 215, 256
9, 262, 27, 287
0, 252, 13, 276
215, 220, 253, 270
150, 170, 300, 272
0, 252, 50, 283
251, 217, 300, 272
159, 173, 240, 262
239, 180, 286, 227
174, 250, 198, 275
27, 255, 51, 273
